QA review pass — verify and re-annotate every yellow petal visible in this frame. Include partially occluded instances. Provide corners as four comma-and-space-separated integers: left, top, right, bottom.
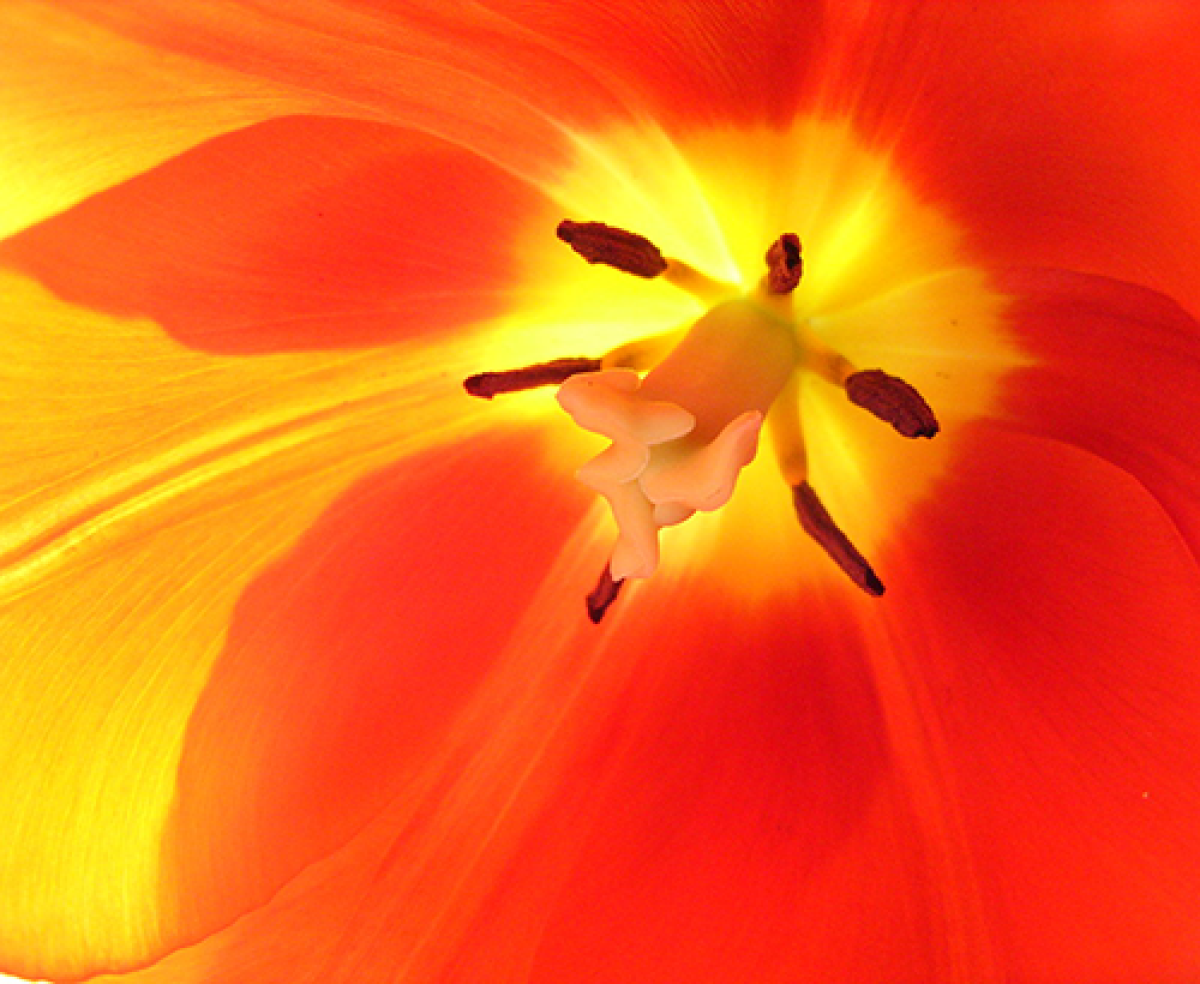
0, 270, 496, 979
0, 2, 309, 238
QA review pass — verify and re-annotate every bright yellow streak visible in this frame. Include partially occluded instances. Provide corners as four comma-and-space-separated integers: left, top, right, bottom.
0, 271, 506, 977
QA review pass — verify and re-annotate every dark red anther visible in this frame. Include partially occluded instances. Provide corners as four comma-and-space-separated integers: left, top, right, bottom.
586, 564, 624, 623
464, 357, 602, 399
792, 481, 885, 596
557, 220, 669, 279
765, 233, 803, 294
845, 369, 939, 439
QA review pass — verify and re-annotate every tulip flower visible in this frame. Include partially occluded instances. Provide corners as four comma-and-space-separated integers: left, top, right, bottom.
3, 2, 1200, 982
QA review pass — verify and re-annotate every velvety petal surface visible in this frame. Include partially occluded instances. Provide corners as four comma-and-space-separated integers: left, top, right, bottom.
2, 115, 554, 354
0, 270, 509, 980
0, 1, 311, 238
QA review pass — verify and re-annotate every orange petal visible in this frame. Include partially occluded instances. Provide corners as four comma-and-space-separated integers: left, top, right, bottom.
53, 1, 611, 189
512, 583, 927, 982
60, 0, 828, 151
0, 270, 495, 980
3, 115, 551, 354
160, 427, 594, 950
66, 461, 1200, 984
66, 275, 1200, 982
0, 1, 309, 238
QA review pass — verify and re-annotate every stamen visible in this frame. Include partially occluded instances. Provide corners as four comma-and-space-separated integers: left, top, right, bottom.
792, 481, 885, 596
586, 564, 624, 623
765, 372, 807, 486
557, 220, 668, 279
845, 369, 939, 438
464, 357, 602, 399
765, 233, 803, 294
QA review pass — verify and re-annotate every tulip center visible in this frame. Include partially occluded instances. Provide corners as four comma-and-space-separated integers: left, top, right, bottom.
467, 221, 937, 620
463, 116, 1026, 619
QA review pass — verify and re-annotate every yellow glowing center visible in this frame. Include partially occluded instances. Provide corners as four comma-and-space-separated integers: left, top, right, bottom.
473, 116, 1028, 602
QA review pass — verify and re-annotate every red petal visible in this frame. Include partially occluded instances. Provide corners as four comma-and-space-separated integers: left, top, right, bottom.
997, 269, 1200, 560
498, 430, 1200, 978
886, 425, 1200, 980
158, 424, 594, 950
2, 115, 551, 354
815, 2, 1200, 314
507, 588, 938, 982
465, 0, 826, 126
42, 283, 1200, 979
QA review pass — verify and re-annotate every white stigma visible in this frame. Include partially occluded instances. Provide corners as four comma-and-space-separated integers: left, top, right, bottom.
557, 296, 798, 581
